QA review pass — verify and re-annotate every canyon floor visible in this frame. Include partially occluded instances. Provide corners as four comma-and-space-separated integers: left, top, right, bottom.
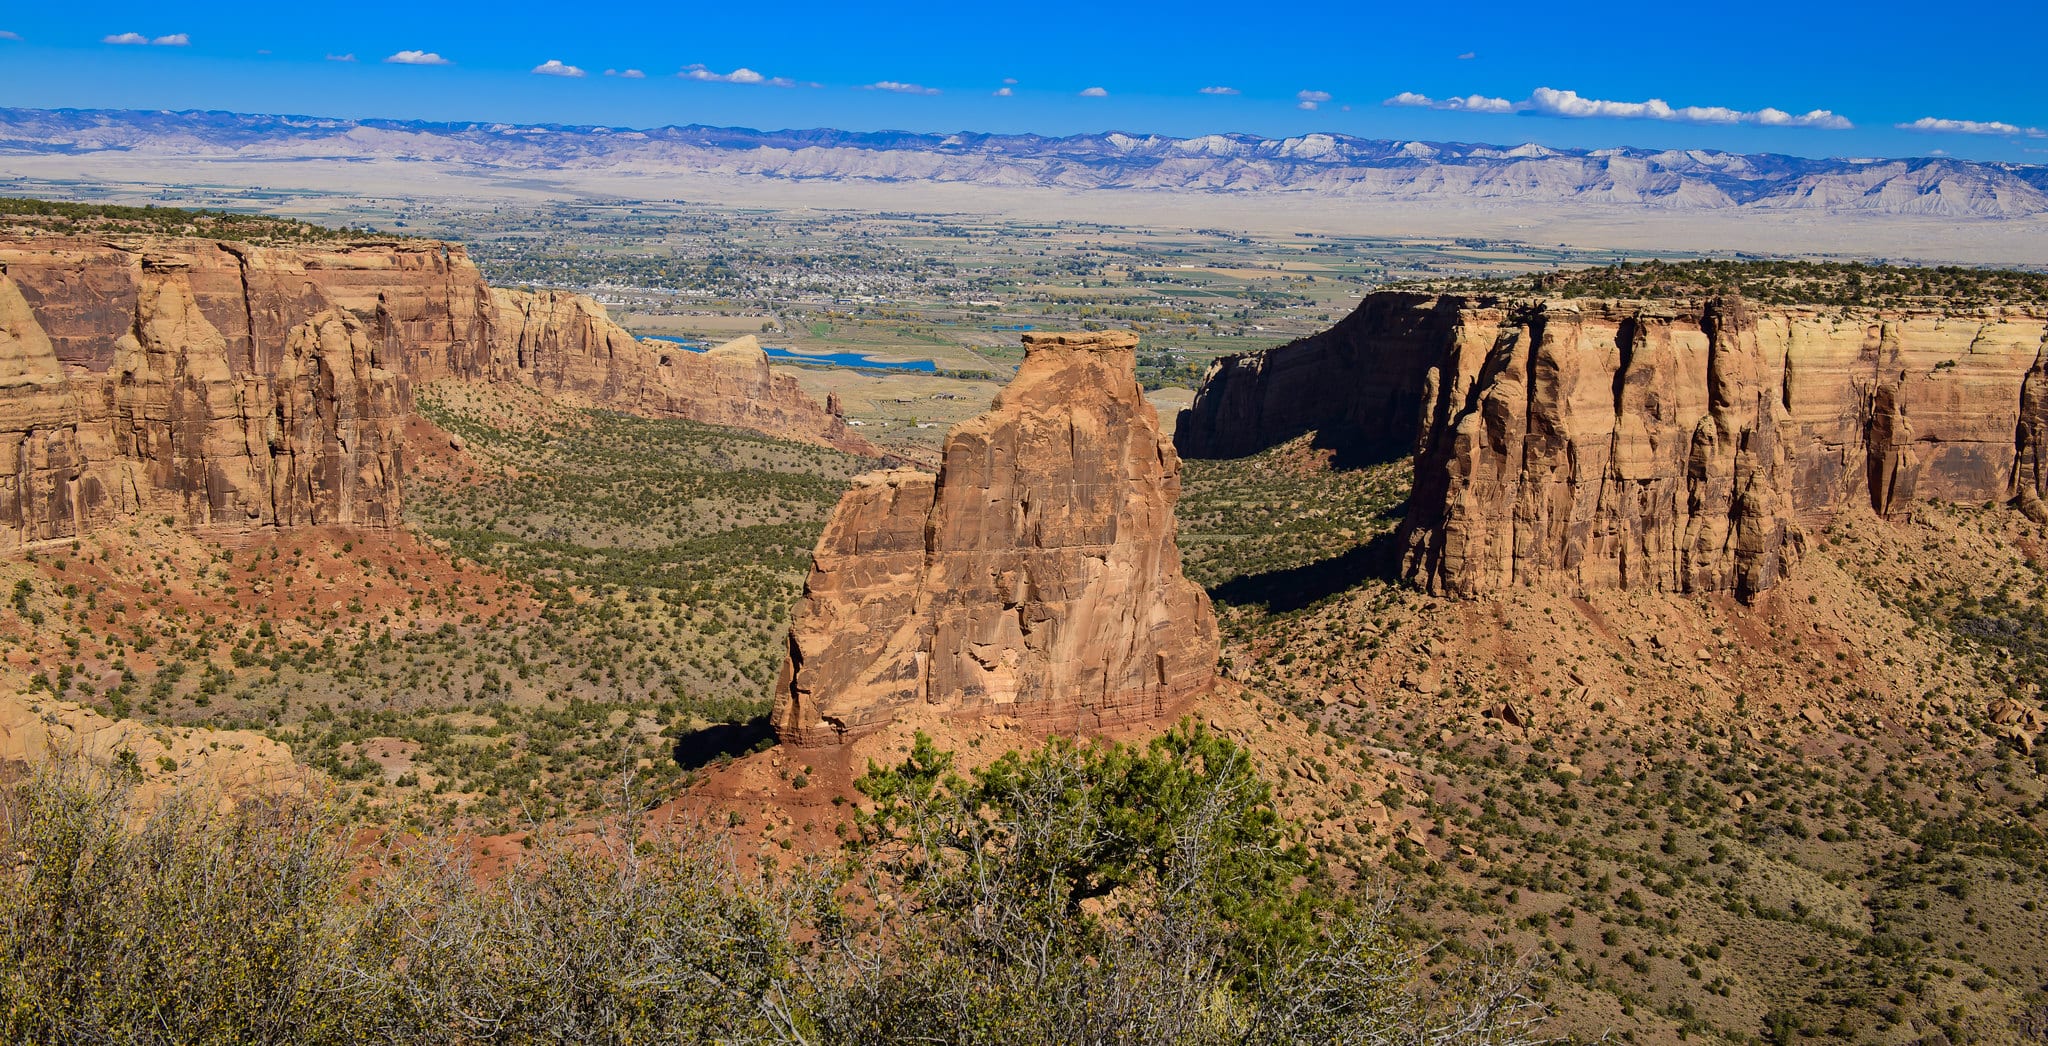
8, 388, 2045, 1042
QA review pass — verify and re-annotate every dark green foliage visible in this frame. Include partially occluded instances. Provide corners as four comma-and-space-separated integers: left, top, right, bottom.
826, 725, 1543, 1045
0, 766, 355, 1044
1421, 257, 2048, 308
0, 751, 1543, 1046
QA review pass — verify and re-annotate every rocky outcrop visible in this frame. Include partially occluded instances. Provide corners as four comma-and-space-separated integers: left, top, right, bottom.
0, 238, 491, 380
1178, 291, 2048, 602
488, 289, 873, 455
0, 271, 102, 542
773, 330, 1218, 745
0, 693, 305, 800
0, 233, 872, 547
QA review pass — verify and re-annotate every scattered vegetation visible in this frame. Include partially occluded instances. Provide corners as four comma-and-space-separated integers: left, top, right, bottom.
1412, 257, 2048, 308
0, 740, 1545, 1045
0, 196, 378, 243
1177, 439, 2048, 1043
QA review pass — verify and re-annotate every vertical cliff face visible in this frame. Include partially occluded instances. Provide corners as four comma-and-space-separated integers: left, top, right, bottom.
773, 330, 1218, 746
0, 236, 869, 455
2017, 340, 2048, 522
265, 309, 407, 528
0, 272, 103, 542
1398, 297, 1801, 601
1174, 292, 1481, 462
0, 233, 873, 547
1178, 291, 2048, 602
0, 239, 491, 380
1, 258, 407, 547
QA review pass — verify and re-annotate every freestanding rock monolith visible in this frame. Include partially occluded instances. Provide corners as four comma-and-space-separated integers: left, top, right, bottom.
773, 330, 1218, 745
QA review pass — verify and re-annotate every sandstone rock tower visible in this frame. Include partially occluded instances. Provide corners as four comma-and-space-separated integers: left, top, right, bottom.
772, 330, 1219, 745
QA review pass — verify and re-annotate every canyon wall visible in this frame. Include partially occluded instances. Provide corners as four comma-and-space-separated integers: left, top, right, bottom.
1177, 292, 2048, 601
487, 289, 868, 453
0, 234, 869, 548
773, 330, 1217, 746
1172, 291, 1478, 461
2, 262, 405, 542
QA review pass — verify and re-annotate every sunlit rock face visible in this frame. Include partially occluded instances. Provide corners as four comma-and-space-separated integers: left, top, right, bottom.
1178, 291, 2048, 602
0, 233, 872, 547
774, 330, 1219, 745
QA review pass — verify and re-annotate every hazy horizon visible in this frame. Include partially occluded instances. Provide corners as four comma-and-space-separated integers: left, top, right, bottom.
1, 0, 2044, 163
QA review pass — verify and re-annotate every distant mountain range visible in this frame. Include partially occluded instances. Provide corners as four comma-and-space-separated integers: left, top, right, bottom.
5, 106, 2048, 218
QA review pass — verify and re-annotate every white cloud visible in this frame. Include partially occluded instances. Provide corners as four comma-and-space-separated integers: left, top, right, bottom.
1898, 116, 2045, 138
1529, 87, 1851, 128
604, 68, 646, 79
993, 86, 1014, 97
1457, 51, 1476, 60
1199, 86, 1239, 96
863, 80, 939, 95
532, 59, 585, 78
1002, 78, 1018, 85
1385, 91, 1515, 114
1385, 87, 1850, 129
325, 53, 355, 62
1297, 89, 1332, 111
385, 50, 450, 65
0, 30, 21, 41
681, 63, 801, 87
103, 31, 190, 46
1079, 86, 1108, 97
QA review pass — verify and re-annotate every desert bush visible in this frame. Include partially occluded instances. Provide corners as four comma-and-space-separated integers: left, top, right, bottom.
816, 723, 1546, 1046
0, 764, 355, 1044
0, 739, 1546, 1046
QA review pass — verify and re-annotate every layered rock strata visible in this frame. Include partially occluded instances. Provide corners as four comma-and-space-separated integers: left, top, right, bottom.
1177, 292, 2048, 602
773, 330, 1218, 745
3, 262, 405, 543
0, 234, 870, 547
488, 289, 868, 452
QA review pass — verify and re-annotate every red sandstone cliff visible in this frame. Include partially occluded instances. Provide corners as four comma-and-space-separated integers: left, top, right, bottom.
773, 330, 1218, 746
2, 261, 405, 543
1177, 291, 2048, 602
0, 233, 871, 548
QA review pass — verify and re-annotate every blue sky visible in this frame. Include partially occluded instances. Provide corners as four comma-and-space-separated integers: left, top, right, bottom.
2, 0, 2045, 163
